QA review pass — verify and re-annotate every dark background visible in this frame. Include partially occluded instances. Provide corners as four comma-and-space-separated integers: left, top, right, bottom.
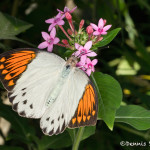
0, 0, 150, 150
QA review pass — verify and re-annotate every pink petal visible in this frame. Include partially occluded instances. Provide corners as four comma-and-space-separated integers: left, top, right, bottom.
56, 13, 61, 18
75, 43, 80, 50
80, 56, 87, 64
98, 18, 104, 29
90, 23, 98, 30
77, 59, 85, 66
48, 24, 55, 31
78, 46, 84, 51
91, 67, 95, 72
47, 44, 53, 52
101, 31, 107, 35
76, 62, 82, 67
41, 32, 50, 40
57, 20, 65, 25
87, 51, 97, 57
86, 58, 91, 64
45, 18, 54, 23
84, 41, 92, 50
61, 14, 65, 19
92, 59, 98, 65
50, 27, 56, 38
86, 69, 92, 76
70, 6, 77, 13
80, 55, 87, 63
53, 37, 60, 44
57, 9, 63, 13
74, 51, 80, 57
93, 31, 100, 35
84, 64, 88, 68
103, 25, 112, 32
64, 7, 69, 12
38, 41, 48, 49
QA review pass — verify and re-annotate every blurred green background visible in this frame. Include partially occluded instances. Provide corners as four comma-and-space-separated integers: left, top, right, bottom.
0, 0, 150, 150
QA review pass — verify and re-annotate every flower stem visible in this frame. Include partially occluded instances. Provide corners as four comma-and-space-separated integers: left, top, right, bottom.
69, 20, 74, 33
57, 43, 67, 47
58, 25, 72, 41
72, 127, 84, 150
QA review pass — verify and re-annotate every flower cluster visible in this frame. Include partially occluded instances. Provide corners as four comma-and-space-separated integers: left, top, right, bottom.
38, 6, 112, 76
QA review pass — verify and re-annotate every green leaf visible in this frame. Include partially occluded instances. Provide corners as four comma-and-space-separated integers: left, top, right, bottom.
0, 36, 36, 47
81, 126, 96, 140
0, 102, 35, 138
0, 12, 33, 37
0, 12, 34, 46
63, 50, 74, 58
37, 131, 72, 149
92, 28, 121, 49
0, 82, 4, 89
92, 72, 122, 130
0, 146, 23, 150
67, 126, 96, 142
115, 105, 150, 130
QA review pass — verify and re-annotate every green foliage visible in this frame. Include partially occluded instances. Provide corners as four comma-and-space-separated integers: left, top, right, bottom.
0, 0, 150, 150
115, 105, 150, 130
35, 132, 72, 149
92, 28, 121, 50
0, 146, 24, 150
92, 72, 122, 130
0, 12, 32, 37
0, 102, 35, 136
0, 12, 34, 46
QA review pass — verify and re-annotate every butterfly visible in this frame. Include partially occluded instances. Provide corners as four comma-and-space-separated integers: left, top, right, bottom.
0, 48, 98, 136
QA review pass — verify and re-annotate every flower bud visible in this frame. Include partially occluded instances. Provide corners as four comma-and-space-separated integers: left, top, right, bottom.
98, 37, 103, 41
79, 19, 85, 30
62, 39, 68, 45
65, 12, 72, 20
86, 25, 93, 35
103, 19, 106, 25
67, 29, 73, 35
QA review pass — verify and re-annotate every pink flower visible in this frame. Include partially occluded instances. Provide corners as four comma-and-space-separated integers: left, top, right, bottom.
85, 58, 98, 76
38, 27, 60, 52
73, 41, 97, 62
76, 58, 86, 71
57, 6, 77, 14
45, 13, 65, 31
90, 18, 112, 36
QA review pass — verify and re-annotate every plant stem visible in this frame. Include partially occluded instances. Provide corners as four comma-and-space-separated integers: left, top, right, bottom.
59, 25, 72, 41
116, 124, 150, 140
72, 127, 84, 150
11, 0, 19, 16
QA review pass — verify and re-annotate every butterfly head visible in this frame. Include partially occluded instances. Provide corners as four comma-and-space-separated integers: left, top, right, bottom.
66, 56, 78, 67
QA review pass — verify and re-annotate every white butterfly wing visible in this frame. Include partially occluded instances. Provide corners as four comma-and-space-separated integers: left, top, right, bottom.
40, 67, 98, 135
0, 49, 65, 118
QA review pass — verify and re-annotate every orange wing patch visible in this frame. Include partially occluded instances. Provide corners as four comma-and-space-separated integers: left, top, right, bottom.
69, 83, 98, 128
0, 49, 37, 91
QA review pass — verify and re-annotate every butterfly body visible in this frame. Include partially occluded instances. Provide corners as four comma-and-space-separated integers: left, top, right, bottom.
46, 59, 73, 106
0, 48, 98, 135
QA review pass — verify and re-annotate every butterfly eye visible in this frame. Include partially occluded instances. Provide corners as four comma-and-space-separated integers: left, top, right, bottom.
66, 65, 70, 69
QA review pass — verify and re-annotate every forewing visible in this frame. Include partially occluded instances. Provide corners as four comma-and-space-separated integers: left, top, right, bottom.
0, 49, 65, 118
0, 49, 37, 91
40, 67, 98, 136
